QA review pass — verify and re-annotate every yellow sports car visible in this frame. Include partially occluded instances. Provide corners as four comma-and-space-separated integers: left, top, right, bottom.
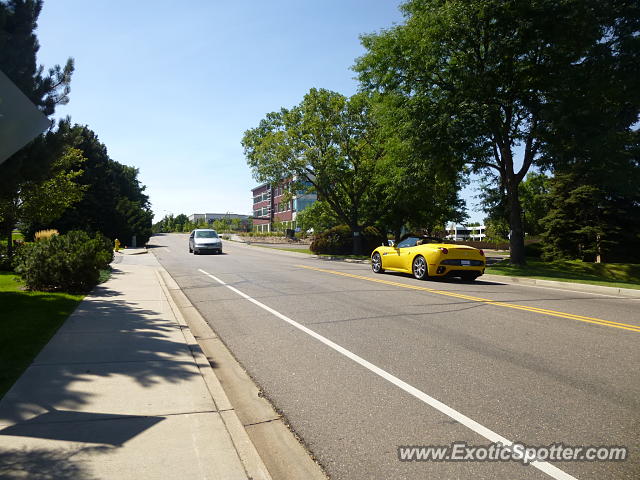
371, 235, 485, 281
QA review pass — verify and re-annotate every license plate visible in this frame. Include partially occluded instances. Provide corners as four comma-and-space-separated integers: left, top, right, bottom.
461, 260, 471, 266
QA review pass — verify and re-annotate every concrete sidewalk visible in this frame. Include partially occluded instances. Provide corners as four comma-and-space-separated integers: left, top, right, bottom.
0, 249, 271, 480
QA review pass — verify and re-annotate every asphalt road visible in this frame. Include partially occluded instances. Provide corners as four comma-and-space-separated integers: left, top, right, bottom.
149, 234, 640, 480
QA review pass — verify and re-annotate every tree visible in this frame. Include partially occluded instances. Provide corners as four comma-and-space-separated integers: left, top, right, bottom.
243, 88, 384, 254
519, 171, 550, 237
18, 145, 86, 239
0, 0, 74, 256
365, 94, 466, 241
212, 219, 228, 232
536, 1, 640, 262
49, 125, 153, 245
0, 122, 86, 243
173, 214, 189, 232
541, 132, 640, 263
295, 201, 340, 233
478, 170, 550, 238
355, 0, 639, 265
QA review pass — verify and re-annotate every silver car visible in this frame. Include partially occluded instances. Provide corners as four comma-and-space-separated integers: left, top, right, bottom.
189, 229, 223, 255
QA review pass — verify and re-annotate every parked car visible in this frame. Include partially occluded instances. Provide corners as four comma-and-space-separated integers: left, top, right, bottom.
370, 234, 485, 281
189, 229, 223, 255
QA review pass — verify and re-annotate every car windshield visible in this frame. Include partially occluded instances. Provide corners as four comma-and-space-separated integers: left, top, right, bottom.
397, 236, 444, 248
195, 230, 218, 238
397, 237, 420, 248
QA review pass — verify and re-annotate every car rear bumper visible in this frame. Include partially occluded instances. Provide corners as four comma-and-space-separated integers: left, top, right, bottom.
194, 244, 222, 253
429, 263, 485, 277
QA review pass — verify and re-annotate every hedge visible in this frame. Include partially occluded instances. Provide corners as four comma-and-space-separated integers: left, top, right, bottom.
310, 225, 385, 255
13, 231, 113, 292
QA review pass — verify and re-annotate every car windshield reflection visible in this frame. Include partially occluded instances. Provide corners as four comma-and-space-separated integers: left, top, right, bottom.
195, 231, 218, 238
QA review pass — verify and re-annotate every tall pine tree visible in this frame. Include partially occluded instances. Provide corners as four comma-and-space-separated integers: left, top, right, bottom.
0, 0, 74, 256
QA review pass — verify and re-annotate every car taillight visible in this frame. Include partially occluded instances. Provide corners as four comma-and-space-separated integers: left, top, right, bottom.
479, 249, 484, 256
440, 247, 448, 254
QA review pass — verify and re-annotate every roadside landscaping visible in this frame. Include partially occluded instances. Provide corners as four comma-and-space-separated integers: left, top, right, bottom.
254, 244, 370, 259
258, 244, 640, 289
267, 247, 313, 254
0, 230, 114, 398
487, 259, 640, 290
0, 272, 84, 398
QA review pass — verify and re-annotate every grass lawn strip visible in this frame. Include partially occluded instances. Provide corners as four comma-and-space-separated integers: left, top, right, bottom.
487, 259, 640, 290
0, 272, 84, 398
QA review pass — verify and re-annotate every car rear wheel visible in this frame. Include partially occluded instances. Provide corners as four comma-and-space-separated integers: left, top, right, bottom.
412, 255, 428, 280
371, 252, 384, 273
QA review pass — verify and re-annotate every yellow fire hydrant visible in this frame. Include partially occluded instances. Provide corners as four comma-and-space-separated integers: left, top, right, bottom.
114, 238, 121, 252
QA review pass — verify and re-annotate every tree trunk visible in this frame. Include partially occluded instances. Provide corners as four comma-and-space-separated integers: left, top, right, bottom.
507, 182, 526, 266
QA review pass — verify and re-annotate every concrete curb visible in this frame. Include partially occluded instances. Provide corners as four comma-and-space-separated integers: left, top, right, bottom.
313, 256, 369, 264
155, 268, 273, 480
482, 274, 640, 298
156, 266, 327, 480
115, 248, 148, 255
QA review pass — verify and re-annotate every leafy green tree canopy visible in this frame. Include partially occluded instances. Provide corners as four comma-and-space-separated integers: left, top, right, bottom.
354, 0, 639, 265
0, 0, 75, 254
242, 88, 385, 253
49, 124, 153, 245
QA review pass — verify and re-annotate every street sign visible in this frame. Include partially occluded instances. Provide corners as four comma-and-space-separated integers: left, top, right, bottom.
0, 69, 51, 165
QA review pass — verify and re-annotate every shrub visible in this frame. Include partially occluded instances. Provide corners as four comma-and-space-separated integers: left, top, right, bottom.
240, 231, 286, 238
310, 225, 351, 255
363, 226, 386, 255
34, 229, 59, 242
310, 225, 385, 255
14, 230, 114, 292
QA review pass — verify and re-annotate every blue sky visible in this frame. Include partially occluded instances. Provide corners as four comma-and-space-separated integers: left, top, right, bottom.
35, 0, 484, 223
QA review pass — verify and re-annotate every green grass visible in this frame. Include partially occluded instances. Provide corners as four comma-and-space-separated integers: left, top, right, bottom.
98, 268, 112, 284
0, 231, 25, 251
486, 259, 640, 290
0, 272, 84, 398
268, 247, 314, 254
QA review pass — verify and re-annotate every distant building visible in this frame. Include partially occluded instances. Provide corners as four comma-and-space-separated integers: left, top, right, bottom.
446, 223, 486, 241
251, 176, 317, 232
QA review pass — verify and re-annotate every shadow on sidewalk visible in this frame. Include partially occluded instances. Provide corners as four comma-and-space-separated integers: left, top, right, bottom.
0, 446, 107, 480
0, 291, 200, 475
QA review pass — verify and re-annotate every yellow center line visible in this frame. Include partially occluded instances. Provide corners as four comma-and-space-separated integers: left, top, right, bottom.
295, 264, 640, 333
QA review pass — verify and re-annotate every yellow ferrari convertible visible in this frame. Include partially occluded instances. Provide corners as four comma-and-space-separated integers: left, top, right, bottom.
371, 235, 485, 281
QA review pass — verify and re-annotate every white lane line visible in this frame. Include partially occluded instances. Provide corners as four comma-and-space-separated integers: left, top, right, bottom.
198, 268, 577, 480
